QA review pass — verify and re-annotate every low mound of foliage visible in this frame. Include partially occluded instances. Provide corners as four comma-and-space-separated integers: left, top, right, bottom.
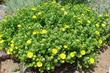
0, 2, 110, 73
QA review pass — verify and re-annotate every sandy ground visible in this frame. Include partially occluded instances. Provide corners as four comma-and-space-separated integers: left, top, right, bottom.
92, 47, 110, 73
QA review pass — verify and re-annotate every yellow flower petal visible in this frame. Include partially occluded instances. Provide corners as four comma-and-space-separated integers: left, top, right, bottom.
63, 45, 68, 49
40, 29, 48, 34
10, 43, 14, 47
89, 57, 95, 64
37, 61, 43, 67
59, 53, 66, 59
52, 48, 58, 54
32, 15, 37, 19
27, 51, 33, 58
80, 50, 86, 55
95, 31, 100, 35
95, 23, 99, 28
99, 39, 102, 44
26, 39, 32, 45
69, 52, 75, 57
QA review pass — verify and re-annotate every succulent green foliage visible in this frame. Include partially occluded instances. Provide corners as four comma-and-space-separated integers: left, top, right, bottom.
0, 2, 110, 72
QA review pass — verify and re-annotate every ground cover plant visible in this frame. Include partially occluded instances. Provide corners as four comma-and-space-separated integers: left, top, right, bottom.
0, 1, 110, 73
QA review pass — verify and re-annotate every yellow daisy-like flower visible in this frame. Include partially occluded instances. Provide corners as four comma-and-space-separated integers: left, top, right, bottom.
26, 39, 32, 45
101, 24, 106, 28
99, 39, 103, 44
52, 48, 58, 54
59, 53, 66, 59
80, 50, 86, 55
69, 52, 75, 57
63, 45, 68, 49
31, 7, 36, 11
95, 31, 100, 35
32, 15, 37, 19
95, 23, 99, 28
89, 57, 95, 64
64, 11, 68, 15
40, 29, 48, 34
27, 51, 33, 58
36, 61, 43, 67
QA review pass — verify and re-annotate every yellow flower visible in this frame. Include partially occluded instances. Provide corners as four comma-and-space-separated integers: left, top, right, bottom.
95, 31, 100, 35
99, 39, 102, 44
37, 61, 43, 67
80, 50, 86, 55
69, 52, 75, 57
63, 45, 68, 49
64, 11, 68, 15
17, 25, 22, 28
27, 51, 33, 58
40, 29, 48, 34
52, 48, 58, 54
59, 53, 66, 59
89, 57, 95, 64
31, 7, 36, 11
101, 24, 106, 28
95, 23, 99, 28
10, 43, 14, 47
32, 15, 37, 19
26, 39, 32, 45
